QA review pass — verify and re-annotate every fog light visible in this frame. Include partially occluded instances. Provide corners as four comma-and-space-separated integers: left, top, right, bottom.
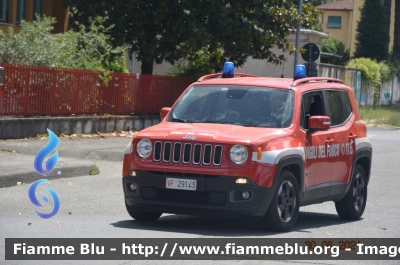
130, 171, 137, 177
129, 183, 138, 193
242, 191, 250, 200
236, 178, 248, 184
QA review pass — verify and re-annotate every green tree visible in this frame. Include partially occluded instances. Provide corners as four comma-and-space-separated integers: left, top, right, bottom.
393, 0, 400, 61
287, 0, 339, 7
384, 0, 392, 44
169, 48, 223, 80
64, 0, 321, 74
354, 0, 389, 62
321, 37, 350, 65
57, 16, 127, 73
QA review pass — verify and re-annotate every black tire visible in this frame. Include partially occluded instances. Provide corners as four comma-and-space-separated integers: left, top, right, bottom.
335, 165, 367, 220
261, 171, 300, 231
125, 202, 162, 221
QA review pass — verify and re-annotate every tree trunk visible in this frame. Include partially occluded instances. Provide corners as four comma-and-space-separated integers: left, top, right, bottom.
394, 0, 400, 60
141, 60, 154, 75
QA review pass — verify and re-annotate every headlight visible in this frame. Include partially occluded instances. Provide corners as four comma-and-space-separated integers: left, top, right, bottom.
229, 145, 248, 164
136, 139, 152, 158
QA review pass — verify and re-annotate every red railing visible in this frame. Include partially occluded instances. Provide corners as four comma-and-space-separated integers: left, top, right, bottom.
0, 63, 194, 116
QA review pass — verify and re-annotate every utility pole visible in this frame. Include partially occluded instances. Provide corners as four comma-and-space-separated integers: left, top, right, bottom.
293, 0, 304, 75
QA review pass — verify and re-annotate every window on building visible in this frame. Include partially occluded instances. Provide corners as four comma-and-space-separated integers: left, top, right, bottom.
33, 0, 42, 20
17, 0, 26, 25
0, 0, 8, 23
327, 16, 341, 28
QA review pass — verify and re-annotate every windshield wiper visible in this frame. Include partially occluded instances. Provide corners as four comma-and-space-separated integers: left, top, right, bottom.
172, 118, 187, 123
214, 121, 252, 126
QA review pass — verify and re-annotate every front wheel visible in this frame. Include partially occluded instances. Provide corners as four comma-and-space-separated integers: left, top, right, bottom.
335, 165, 367, 220
261, 171, 300, 231
125, 202, 162, 221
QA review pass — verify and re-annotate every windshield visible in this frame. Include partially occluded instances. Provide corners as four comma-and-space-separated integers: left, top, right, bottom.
167, 85, 294, 128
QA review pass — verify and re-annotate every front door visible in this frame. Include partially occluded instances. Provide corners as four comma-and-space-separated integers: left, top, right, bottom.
301, 92, 334, 191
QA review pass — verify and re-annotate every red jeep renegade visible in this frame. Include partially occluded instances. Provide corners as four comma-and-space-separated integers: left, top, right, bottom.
122, 63, 372, 231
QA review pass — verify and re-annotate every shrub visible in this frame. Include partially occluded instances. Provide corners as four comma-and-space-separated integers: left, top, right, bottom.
0, 15, 128, 73
347, 58, 391, 106
0, 16, 59, 66
321, 37, 350, 65
169, 48, 222, 80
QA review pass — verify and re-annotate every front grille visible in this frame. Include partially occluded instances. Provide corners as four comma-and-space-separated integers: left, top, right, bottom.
153, 141, 223, 166
158, 189, 209, 204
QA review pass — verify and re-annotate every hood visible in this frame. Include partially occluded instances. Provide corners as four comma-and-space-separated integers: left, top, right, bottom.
137, 122, 290, 145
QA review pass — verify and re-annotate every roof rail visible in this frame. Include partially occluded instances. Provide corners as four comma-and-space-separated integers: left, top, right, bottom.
292, 77, 344, 86
197, 73, 258, 82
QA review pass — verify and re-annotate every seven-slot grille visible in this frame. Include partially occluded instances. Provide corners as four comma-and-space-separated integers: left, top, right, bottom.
153, 141, 223, 166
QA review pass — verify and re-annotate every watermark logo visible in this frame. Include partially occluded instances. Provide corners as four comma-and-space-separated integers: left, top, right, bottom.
30, 129, 60, 219
34, 129, 59, 176
28, 179, 60, 219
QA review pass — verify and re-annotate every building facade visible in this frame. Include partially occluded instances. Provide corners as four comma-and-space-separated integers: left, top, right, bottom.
316, 0, 395, 57
0, 0, 69, 33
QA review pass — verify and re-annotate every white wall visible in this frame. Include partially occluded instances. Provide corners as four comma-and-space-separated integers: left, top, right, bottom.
127, 29, 329, 78
380, 76, 400, 105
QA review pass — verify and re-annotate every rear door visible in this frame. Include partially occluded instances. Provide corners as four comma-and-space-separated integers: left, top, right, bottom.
324, 90, 356, 189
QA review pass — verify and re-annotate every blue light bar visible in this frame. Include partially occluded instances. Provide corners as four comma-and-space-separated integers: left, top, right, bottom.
294, 65, 306, 80
222, 62, 234, 78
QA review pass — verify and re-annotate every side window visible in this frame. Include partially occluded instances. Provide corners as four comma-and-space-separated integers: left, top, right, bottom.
300, 101, 305, 129
343, 91, 352, 117
327, 16, 341, 28
0, 0, 8, 23
301, 92, 324, 129
17, 0, 26, 25
33, 0, 42, 20
326, 90, 346, 126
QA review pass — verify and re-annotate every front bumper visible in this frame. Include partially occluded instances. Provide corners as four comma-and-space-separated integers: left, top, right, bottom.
123, 170, 275, 218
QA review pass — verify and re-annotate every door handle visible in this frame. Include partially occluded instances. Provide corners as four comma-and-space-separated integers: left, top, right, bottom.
325, 138, 334, 143
348, 134, 357, 140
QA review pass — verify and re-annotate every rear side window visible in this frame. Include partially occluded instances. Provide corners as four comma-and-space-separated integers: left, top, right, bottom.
326, 90, 346, 126
343, 91, 352, 117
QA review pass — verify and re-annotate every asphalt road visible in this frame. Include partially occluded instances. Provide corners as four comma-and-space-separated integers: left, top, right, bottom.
0, 126, 399, 265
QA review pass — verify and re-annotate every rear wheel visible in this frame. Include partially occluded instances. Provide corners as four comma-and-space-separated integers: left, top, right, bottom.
261, 171, 300, 231
125, 202, 162, 221
335, 165, 367, 220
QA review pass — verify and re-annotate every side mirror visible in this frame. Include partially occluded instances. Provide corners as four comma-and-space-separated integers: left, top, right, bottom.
308, 116, 330, 130
160, 107, 171, 120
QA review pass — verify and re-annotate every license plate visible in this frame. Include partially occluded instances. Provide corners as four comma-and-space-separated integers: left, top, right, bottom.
166, 178, 197, 191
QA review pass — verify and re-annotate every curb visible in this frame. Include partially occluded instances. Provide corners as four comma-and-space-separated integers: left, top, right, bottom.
366, 124, 400, 130
0, 115, 160, 139
0, 165, 100, 188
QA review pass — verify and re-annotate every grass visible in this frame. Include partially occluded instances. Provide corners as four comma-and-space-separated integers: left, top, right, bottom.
0, 149, 18, 153
36, 133, 49, 138
89, 156, 100, 175
358, 106, 400, 127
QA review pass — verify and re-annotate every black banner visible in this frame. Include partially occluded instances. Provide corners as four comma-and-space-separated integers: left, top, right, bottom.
5, 238, 400, 260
